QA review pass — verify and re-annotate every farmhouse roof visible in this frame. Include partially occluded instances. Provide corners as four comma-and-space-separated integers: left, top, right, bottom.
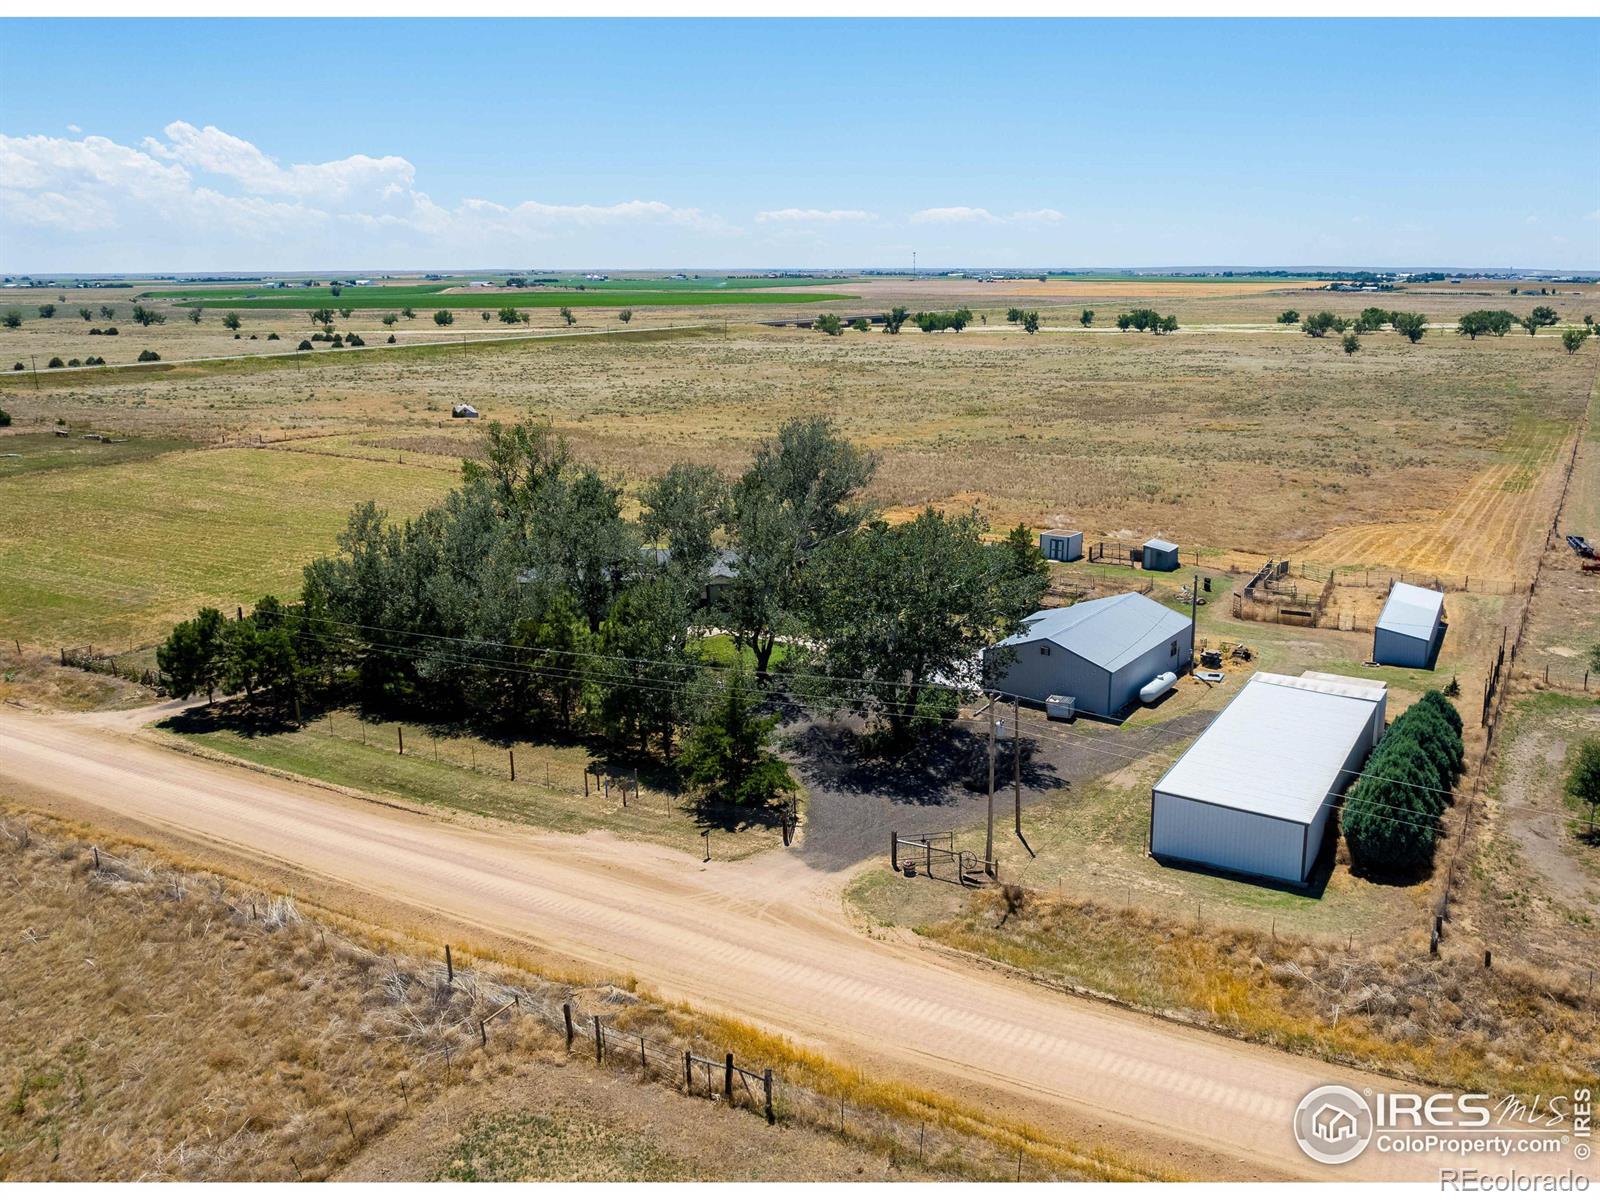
1154, 672, 1387, 825
994, 593, 1190, 673
1376, 581, 1445, 642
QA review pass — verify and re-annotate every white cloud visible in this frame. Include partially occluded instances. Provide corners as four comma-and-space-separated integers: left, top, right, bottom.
66, 123, 81, 133
1009, 208, 1064, 223
0, 124, 730, 270
755, 207, 875, 223
909, 206, 999, 224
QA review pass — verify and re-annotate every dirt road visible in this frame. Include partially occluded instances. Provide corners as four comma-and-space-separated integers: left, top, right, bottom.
0, 706, 1562, 1182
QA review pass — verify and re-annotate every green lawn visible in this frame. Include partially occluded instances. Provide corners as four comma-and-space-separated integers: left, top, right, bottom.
0, 431, 193, 480
166, 709, 786, 861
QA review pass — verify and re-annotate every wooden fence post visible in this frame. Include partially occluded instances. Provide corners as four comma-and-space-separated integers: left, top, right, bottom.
509, 748, 515, 781
890, 831, 898, 871
684, 1050, 693, 1092
640, 1035, 648, 1071
397, 725, 404, 755
594, 1015, 603, 1063
445, 944, 453, 983
764, 1068, 775, 1124
724, 1053, 734, 1100
563, 1002, 574, 1050
479, 1019, 487, 1047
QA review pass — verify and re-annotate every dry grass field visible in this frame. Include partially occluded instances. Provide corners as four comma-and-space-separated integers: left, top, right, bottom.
1, 277, 1593, 646
0, 811, 1131, 1182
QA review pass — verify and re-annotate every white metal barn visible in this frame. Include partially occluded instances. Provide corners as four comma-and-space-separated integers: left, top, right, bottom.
1372, 582, 1446, 669
984, 593, 1193, 717
1149, 672, 1388, 885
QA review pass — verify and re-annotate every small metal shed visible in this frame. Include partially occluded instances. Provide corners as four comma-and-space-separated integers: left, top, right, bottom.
1039, 529, 1083, 562
1142, 538, 1180, 572
1372, 582, 1446, 669
1149, 671, 1387, 884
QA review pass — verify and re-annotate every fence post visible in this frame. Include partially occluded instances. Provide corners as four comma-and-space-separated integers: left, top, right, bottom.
684, 1050, 693, 1092
479, 1019, 487, 1048
445, 944, 453, 984
890, 831, 898, 871
397, 725, 404, 755
764, 1068, 775, 1124
724, 1053, 734, 1100
594, 1015, 603, 1063
509, 748, 516, 781
563, 1002, 574, 1050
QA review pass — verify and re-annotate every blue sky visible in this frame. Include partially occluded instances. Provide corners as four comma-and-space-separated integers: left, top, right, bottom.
2, 18, 1597, 272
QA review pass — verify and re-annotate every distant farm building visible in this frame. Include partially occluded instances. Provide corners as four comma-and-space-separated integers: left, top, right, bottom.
1149, 671, 1388, 885
451, 404, 479, 419
1372, 582, 1447, 669
1039, 529, 1083, 563
984, 593, 1193, 718
1141, 538, 1180, 572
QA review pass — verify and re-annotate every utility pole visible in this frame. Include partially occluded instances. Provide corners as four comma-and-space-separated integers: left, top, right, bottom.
1190, 573, 1199, 634
985, 693, 996, 874
1013, 695, 1022, 839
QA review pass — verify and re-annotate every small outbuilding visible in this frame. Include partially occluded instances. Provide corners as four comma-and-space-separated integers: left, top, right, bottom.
1372, 582, 1446, 669
1142, 538, 1180, 572
1039, 529, 1083, 563
984, 592, 1194, 718
451, 403, 480, 419
1149, 671, 1388, 885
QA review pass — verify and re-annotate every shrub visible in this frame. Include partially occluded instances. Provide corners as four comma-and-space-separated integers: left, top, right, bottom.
137, 349, 161, 362
433, 310, 454, 326
298, 340, 314, 351
1342, 332, 1361, 354
345, 333, 365, 347
67, 358, 81, 367
38, 303, 56, 318
815, 312, 843, 336
10, 363, 22, 372
267, 332, 280, 340
1341, 693, 1463, 874
1277, 310, 1300, 324
222, 311, 242, 330
619, 309, 633, 324
387, 334, 396, 343
46, 356, 64, 368
2, 310, 21, 329
0, 407, 10, 425
382, 313, 398, 326
850, 317, 871, 333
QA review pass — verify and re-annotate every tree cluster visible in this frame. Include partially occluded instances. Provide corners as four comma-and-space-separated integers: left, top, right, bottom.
1456, 310, 1517, 339
1341, 690, 1463, 874
157, 418, 1046, 800
1114, 309, 1178, 334
913, 308, 973, 333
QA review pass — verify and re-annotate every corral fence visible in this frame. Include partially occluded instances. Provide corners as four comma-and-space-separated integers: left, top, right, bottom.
890, 830, 998, 885
1294, 562, 1528, 595
1232, 559, 1337, 627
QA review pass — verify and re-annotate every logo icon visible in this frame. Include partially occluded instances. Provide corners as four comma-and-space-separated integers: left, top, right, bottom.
1294, 1085, 1374, 1165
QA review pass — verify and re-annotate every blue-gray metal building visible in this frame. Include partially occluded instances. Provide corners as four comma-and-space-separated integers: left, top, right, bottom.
1142, 538, 1180, 572
1372, 582, 1446, 669
984, 593, 1194, 718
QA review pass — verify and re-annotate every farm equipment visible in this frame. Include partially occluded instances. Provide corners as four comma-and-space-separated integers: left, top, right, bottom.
1583, 561, 1600, 574
1567, 534, 1596, 558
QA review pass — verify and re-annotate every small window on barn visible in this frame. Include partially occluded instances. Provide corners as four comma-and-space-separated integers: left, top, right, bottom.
1040, 645, 1051, 656
1170, 640, 1177, 655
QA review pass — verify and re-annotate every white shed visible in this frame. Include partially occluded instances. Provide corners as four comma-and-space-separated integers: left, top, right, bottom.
1149, 672, 1387, 884
1373, 582, 1446, 669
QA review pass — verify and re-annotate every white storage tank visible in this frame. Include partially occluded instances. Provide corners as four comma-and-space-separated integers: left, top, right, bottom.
1139, 672, 1177, 704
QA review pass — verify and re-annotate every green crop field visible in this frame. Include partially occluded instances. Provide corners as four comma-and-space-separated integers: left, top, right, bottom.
0, 446, 450, 647
141, 283, 856, 311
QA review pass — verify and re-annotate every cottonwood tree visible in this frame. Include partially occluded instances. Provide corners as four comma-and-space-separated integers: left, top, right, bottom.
799, 508, 1044, 745
559, 306, 576, 327
1570, 739, 1600, 837
188, 307, 203, 324
1522, 305, 1559, 336
640, 462, 727, 585
222, 312, 242, 331
619, 309, 633, 324
434, 309, 454, 326
1343, 332, 1361, 354
1563, 327, 1591, 354
1080, 309, 1095, 327
815, 312, 843, 336
1392, 312, 1428, 343
595, 575, 699, 758
726, 417, 876, 678
882, 306, 910, 334
130, 303, 165, 327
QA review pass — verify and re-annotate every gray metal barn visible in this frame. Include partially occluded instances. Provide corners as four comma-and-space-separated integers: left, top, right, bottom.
1039, 529, 1083, 562
984, 592, 1193, 718
1142, 538, 1180, 572
1372, 582, 1446, 669
1149, 672, 1388, 884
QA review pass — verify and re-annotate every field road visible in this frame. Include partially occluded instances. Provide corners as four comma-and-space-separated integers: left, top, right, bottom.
0, 705, 1576, 1183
